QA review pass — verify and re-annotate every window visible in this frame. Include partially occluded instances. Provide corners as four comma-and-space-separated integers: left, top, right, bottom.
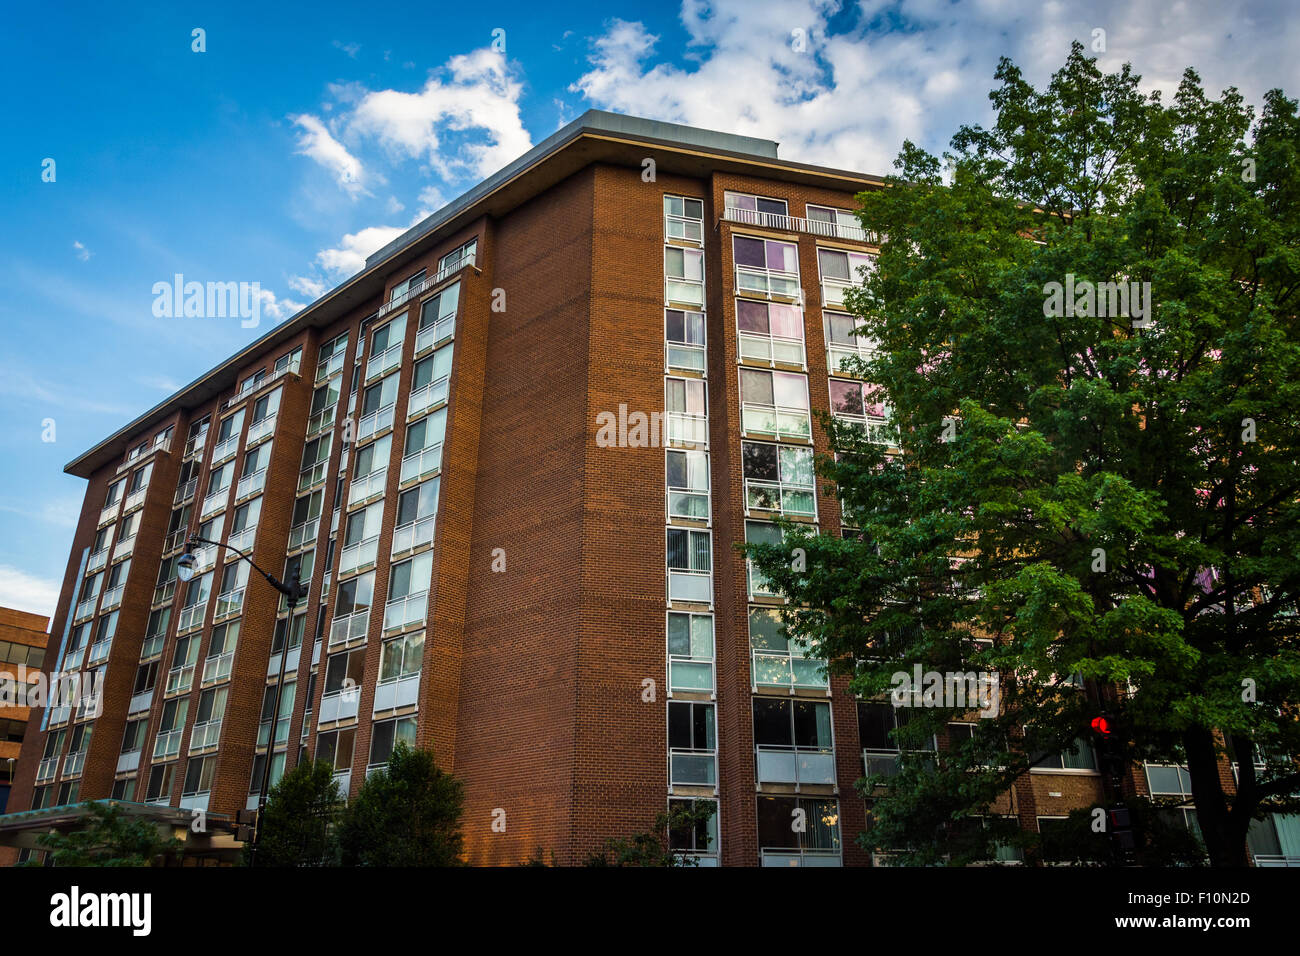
207, 460, 233, 501
120, 718, 147, 755
409, 343, 454, 415
733, 235, 799, 298
155, 698, 188, 758
750, 606, 826, 690
739, 369, 810, 441
324, 648, 366, 698
417, 282, 459, 351
132, 661, 159, 696
1031, 738, 1098, 772
724, 191, 788, 225
757, 796, 841, 863
666, 528, 712, 604
736, 299, 805, 366
333, 571, 375, 642
184, 416, 210, 456
212, 409, 244, 461
401, 409, 445, 482
146, 763, 175, 803
104, 477, 125, 509
204, 621, 238, 684
745, 520, 784, 598
272, 612, 307, 655
742, 442, 815, 517
308, 379, 340, 435
228, 496, 262, 552
664, 195, 704, 242
385, 553, 432, 631
817, 248, 875, 307
368, 315, 406, 379
665, 449, 710, 521
340, 502, 382, 575
237, 445, 271, 498
393, 478, 440, 554
665, 247, 704, 306
182, 755, 216, 796
249, 752, 287, 794
825, 310, 878, 374
289, 490, 323, 549
1144, 763, 1193, 797
251, 386, 281, 425
369, 716, 416, 767
665, 377, 707, 447
316, 727, 356, 774
753, 698, 835, 785
127, 463, 152, 494
379, 631, 424, 684
665, 308, 706, 372
316, 332, 348, 382
438, 239, 476, 274
389, 269, 427, 304
829, 378, 889, 425
178, 570, 212, 631
668, 701, 716, 786
806, 204, 865, 240
350, 435, 390, 503
258, 680, 295, 748
667, 612, 713, 693
358, 373, 399, 440
240, 369, 267, 393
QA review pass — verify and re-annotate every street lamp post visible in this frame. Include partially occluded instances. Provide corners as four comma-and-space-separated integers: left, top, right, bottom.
176, 533, 305, 867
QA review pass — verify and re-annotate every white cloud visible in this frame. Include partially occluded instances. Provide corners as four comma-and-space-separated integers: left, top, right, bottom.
347, 47, 532, 179
415, 185, 446, 217
73, 240, 91, 261
257, 289, 305, 321
333, 39, 361, 59
289, 113, 369, 197
134, 374, 184, 393
0, 564, 59, 619
571, 0, 1300, 175
288, 274, 328, 300
314, 224, 409, 278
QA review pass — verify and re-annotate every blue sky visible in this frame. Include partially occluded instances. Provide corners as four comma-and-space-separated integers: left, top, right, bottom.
1, 0, 1296, 617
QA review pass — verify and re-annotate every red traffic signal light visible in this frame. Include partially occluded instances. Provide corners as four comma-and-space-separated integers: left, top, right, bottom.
1091, 715, 1113, 736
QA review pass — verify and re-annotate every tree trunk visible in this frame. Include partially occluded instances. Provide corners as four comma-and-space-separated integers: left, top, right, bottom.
1184, 726, 1250, 867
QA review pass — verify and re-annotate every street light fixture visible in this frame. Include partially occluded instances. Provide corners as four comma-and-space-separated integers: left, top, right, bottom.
175, 533, 306, 866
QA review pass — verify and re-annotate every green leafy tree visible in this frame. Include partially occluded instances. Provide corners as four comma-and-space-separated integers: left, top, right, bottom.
584, 801, 717, 867
245, 758, 342, 867
749, 43, 1300, 867
337, 742, 464, 866
26, 801, 184, 867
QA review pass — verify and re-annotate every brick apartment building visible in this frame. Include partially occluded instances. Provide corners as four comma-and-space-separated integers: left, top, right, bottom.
3, 111, 1294, 866
0, 608, 49, 817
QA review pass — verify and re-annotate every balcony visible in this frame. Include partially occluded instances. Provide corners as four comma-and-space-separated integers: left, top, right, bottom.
213, 587, 244, 621
87, 640, 113, 666
162, 529, 187, 555
202, 650, 234, 685
116, 750, 140, 774
153, 729, 184, 760
399, 445, 442, 484
267, 644, 301, 678
165, 662, 196, 696
668, 657, 714, 694
63, 750, 86, 777
338, 536, 379, 576
666, 340, 705, 373
86, 547, 109, 573
128, 689, 154, 715
316, 349, 345, 383
73, 597, 98, 623
1254, 855, 1300, 867
755, 745, 837, 787
189, 718, 223, 752
257, 718, 291, 748
391, 516, 435, 556
827, 340, 879, 377
366, 340, 404, 382
173, 477, 198, 505
123, 486, 148, 513
287, 518, 319, 552
831, 412, 896, 446
373, 673, 421, 713
46, 705, 71, 727
752, 651, 828, 692
669, 748, 717, 788
358, 403, 396, 442
183, 433, 206, 460
298, 460, 329, 492
407, 376, 450, 418
379, 252, 473, 324
306, 403, 337, 438
329, 609, 370, 648
383, 592, 428, 633
97, 499, 121, 528
748, 561, 780, 600
318, 690, 360, 725
176, 602, 207, 633
414, 315, 455, 357
63, 646, 86, 671
740, 402, 811, 442
100, 583, 125, 612
333, 769, 352, 798
744, 478, 816, 518
723, 203, 876, 243
111, 534, 135, 561
152, 580, 177, 606
668, 568, 712, 606
36, 757, 59, 783
200, 485, 231, 519
226, 524, 257, 554
760, 848, 842, 867
736, 264, 800, 301
348, 469, 387, 506
245, 414, 276, 446
862, 749, 910, 780
178, 792, 210, 812
140, 633, 165, 660
210, 433, 239, 465
666, 411, 708, 449
738, 330, 805, 368
235, 469, 267, 501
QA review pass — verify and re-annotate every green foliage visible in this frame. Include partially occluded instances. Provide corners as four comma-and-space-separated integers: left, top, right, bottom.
336, 742, 464, 866
749, 42, 1300, 866
26, 801, 183, 867
1036, 798, 1208, 867
245, 758, 341, 867
584, 801, 716, 867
